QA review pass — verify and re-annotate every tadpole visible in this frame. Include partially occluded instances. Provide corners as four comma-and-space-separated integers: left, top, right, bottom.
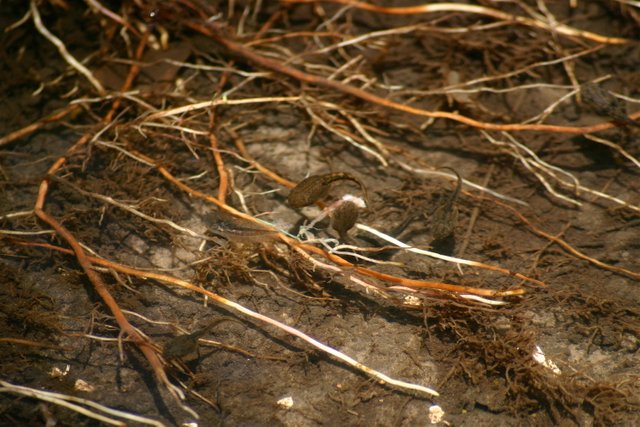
163, 317, 239, 361
430, 167, 462, 242
287, 172, 368, 208
581, 82, 638, 127
331, 200, 360, 243
204, 211, 278, 244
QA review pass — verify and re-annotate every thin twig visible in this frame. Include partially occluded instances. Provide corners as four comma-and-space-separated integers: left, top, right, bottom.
496, 200, 640, 281
209, 111, 229, 203
30, 0, 106, 95
356, 223, 545, 287
14, 240, 440, 397
282, 0, 629, 44
189, 21, 633, 134
0, 380, 165, 426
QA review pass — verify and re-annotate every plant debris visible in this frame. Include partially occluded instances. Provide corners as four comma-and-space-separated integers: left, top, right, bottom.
1, 1, 639, 425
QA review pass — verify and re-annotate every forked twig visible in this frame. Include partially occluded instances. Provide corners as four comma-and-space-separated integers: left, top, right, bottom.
147, 154, 527, 297
189, 20, 635, 134
13, 240, 439, 397
356, 223, 545, 287
27, 28, 190, 410
282, 0, 629, 44
30, 0, 106, 95
483, 131, 640, 212
0, 380, 165, 426
496, 201, 640, 281
7, 2, 638, 420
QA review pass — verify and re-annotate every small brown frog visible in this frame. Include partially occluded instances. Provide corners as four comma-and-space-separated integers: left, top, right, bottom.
581, 82, 639, 127
430, 168, 462, 242
331, 200, 360, 243
287, 172, 368, 208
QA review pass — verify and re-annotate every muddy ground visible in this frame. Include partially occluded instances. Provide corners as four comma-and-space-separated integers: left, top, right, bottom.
1, 1, 639, 426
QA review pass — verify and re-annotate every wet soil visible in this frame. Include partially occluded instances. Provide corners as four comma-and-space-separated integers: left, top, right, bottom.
1, 1, 639, 426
